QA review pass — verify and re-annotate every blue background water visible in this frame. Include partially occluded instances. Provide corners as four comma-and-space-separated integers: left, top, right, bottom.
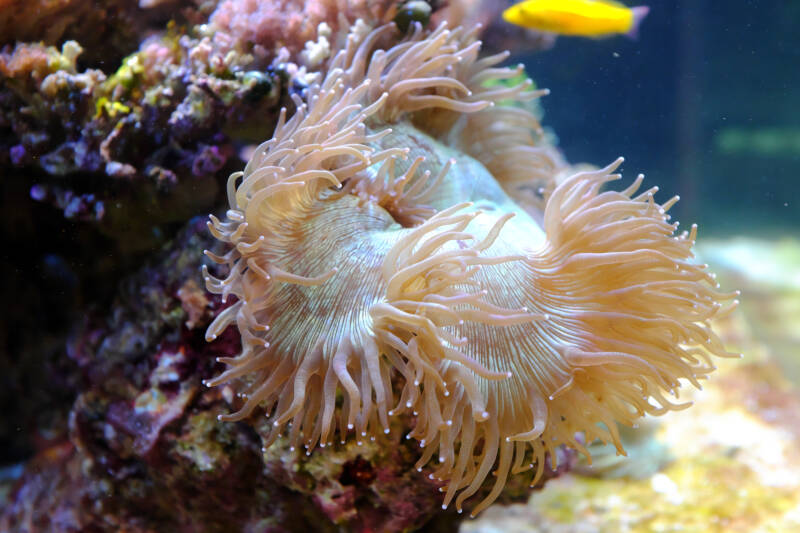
514, 0, 799, 237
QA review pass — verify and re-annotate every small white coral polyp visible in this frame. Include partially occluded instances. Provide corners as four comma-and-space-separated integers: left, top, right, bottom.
203, 23, 738, 515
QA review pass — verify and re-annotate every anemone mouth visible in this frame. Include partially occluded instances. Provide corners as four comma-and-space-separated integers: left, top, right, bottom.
202, 20, 738, 516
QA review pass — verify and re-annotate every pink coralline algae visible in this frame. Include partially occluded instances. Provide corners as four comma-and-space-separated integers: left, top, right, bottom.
208, 0, 394, 58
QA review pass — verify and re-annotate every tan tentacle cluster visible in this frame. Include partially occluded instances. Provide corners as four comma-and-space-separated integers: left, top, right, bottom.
370, 203, 545, 415
202, 68, 399, 451
201, 21, 515, 453
448, 46, 566, 217
372, 158, 739, 516
203, 20, 738, 516
350, 154, 452, 227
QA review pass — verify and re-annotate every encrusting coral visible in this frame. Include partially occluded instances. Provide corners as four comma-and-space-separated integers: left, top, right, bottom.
207, 0, 396, 63
202, 21, 739, 516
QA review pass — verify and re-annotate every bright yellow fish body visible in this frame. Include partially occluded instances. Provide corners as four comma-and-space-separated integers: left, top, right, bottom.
502, 0, 649, 38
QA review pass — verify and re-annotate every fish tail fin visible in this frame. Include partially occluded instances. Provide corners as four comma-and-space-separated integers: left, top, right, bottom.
626, 6, 650, 39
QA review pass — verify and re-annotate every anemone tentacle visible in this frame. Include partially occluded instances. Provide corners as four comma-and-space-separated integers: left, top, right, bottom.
203, 19, 737, 516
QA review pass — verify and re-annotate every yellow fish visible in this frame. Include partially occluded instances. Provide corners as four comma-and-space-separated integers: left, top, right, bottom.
502, 0, 650, 39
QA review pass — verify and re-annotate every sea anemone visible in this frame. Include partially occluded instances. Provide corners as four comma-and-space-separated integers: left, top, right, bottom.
202, 21, 738, 515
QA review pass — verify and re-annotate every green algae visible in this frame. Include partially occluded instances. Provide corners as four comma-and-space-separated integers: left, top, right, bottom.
176, 411, 235, 473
